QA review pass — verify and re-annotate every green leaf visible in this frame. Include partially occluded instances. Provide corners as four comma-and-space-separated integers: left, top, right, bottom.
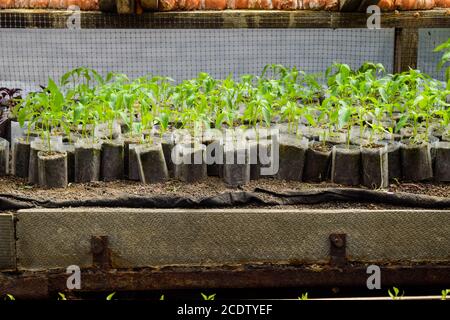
208, 294, 216, 301
17, 107, 27, 127
5, 294, 15, 301
304, 114, 316, 127
434, 39, 450, 52
262, 105, 272, 127
160, 294, 165, 301
58, 292, 67, 300
395, 115, 409, 133
338, 107, 352, 128
106, 292, 116, 300
379, 87, 388, 102
73, 104, 84, 123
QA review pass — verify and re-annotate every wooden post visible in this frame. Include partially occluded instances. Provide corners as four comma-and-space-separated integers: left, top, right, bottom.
394, 28, 419, 73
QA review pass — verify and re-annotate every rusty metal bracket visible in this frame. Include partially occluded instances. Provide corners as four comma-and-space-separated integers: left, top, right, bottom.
91, 236, 111, 269
329, 234, 348, 268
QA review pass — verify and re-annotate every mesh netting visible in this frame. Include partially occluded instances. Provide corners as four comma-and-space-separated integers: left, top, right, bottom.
0, 10, 448, 92
0, 26, 395, 93
418, 28, 450, 81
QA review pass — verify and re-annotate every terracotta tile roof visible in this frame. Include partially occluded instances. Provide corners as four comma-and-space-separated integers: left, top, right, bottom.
0, 0, 449, 11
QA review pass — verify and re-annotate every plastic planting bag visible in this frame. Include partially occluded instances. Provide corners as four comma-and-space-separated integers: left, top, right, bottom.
222, 141, 251, 187
400, 140, 433, 182
74, 138, 102, 183
433, 141, 450, 182
136, 143, 169, 184
331, 144, 361, 186
0, 138, 9, 176
361, 144, 389, 189
38, 150, 68, 188
12, 137, 30, 178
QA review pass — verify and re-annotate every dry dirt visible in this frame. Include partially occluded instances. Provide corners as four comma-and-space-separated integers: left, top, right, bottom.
0, 176, 449, 209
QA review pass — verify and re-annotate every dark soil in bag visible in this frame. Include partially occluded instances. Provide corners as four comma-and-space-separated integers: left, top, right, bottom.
128, 144, 141, 181
174, 143, 207, 183
249, 139, 274, 180
123, 135, 142, 179
276, 135, 308, 181
383, 141, 401, 181
433, 141, 450, 182
361, 144, 389, 189
204, 138, 223, 177
101, 139, 124, 181
38, 151, 68, 189
400, 140, 433, 182
222, 143, 250, 187
28, 141, 45, 185
60, 143, 75, 183
331, 144, 361, 186
74, 139, 102, 183
303, 141, 332, 182
161, 132, 175, 177
136, 143, 169, 184
0, 137, 9, 176
13, 138, 30, 178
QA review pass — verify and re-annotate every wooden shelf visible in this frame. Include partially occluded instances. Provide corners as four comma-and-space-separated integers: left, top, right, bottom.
0, 9, 449, 29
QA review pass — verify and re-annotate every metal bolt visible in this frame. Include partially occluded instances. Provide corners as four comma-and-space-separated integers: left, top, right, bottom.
330, 234, 344, 248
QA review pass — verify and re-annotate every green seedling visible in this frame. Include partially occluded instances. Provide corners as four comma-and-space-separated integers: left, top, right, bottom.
388, 287, 404, 300
4, 294, 15, 301
201, 293, 216, 301
441, 289, 450, 300
298, 293, 309, 300
58, 292, 67, 300
106, 292, 116, 300
434, 38, 450, 87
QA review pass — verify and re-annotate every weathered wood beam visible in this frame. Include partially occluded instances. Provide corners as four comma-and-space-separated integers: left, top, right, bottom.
2, 264, 450, 299
0, 9, 449, 29
394, 28, 419, 73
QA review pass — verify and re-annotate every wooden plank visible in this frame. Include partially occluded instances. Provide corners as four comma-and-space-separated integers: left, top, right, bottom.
0, 9, 449, 29
394, 28, 419, 73
1, 264, 449, 298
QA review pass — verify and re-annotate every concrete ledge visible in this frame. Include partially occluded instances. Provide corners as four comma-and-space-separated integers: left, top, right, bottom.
0, 214, 15, 270
15, 208, 450, 270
